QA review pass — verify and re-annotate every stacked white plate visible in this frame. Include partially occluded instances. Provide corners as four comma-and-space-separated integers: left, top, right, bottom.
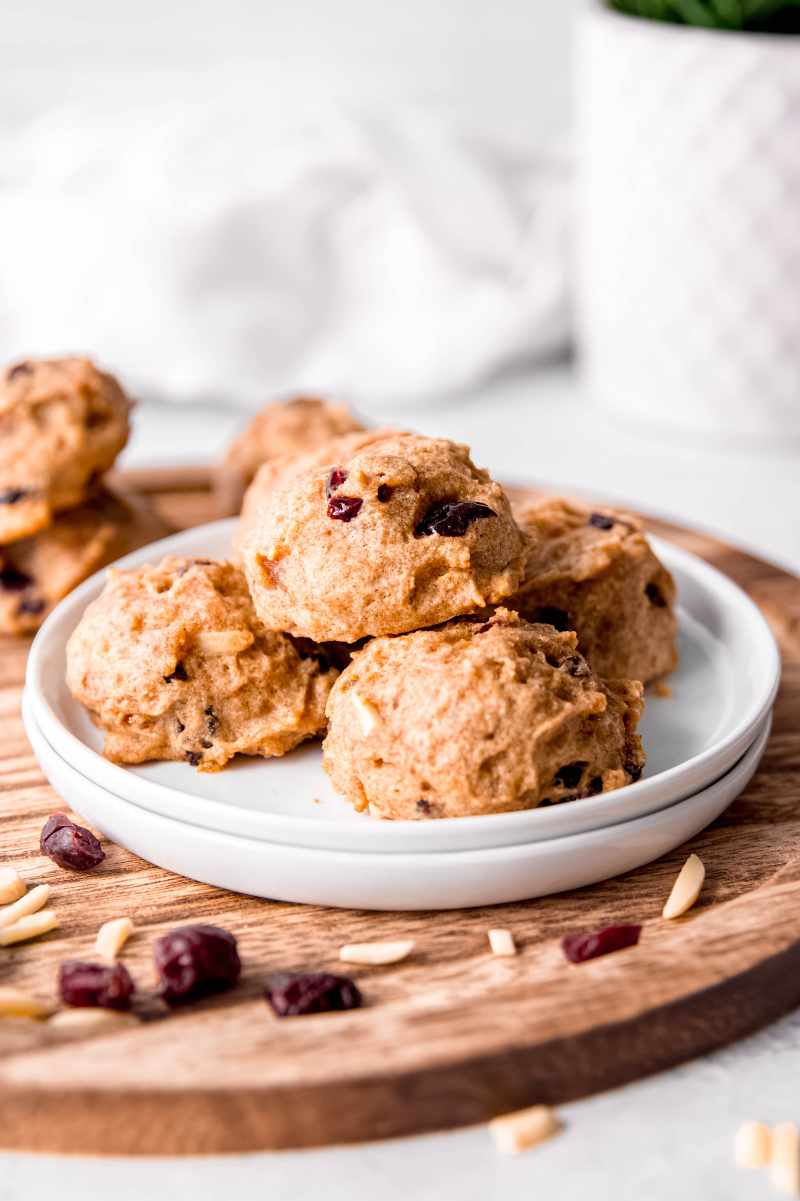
23, 520, 780, 911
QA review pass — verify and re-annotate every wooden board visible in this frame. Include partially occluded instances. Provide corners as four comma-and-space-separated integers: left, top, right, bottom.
0, 468, 798, 1155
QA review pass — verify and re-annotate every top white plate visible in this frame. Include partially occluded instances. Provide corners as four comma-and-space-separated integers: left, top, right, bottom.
26, 519, 780, 854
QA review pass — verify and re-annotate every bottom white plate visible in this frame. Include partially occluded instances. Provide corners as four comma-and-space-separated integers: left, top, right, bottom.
24, 695, 771, 910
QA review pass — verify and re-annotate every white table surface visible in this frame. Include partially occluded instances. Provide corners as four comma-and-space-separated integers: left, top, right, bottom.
5, 366, 799, 1200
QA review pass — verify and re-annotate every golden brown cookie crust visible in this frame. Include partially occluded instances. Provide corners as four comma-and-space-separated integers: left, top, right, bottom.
234, 428, 402, 556
242, 434, 525, 643
224, 395, 364, 484
507, 497, 678, 684
323, 608, 645, 820
66, 557, 336, 770
0, 488, 171, 636
0, 357, 132, 543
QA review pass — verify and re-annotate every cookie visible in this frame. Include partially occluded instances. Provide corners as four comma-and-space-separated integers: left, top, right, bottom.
224, 395, 364, 485
242, 434, 525, 643
234, 427, 401, 555
507, 497, 678, 683
0, 357, 132, 543
323, 608, 646, 820
66, 556, 336, 770
0, 488, 171, 636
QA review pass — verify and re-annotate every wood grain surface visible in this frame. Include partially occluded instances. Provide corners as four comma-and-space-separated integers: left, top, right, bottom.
0, 467, 798, 1155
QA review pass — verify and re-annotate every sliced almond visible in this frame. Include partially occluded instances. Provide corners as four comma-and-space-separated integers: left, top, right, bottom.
0, 868, 26, 906
0, 883, 50, 931
0, 909, 59, 946
351, 691, 380, 736
771, 1122, 800, 1196
0, 986, 51, 1020
339, 940, 415, 966
194, 629, 254, 656
49, 1008, 140, 1032
95, 917, 135, 962
489, 1105, 562, 1155
735, 1120, 772, 1169
662, 853, 705, 920
488, 929, 517, 957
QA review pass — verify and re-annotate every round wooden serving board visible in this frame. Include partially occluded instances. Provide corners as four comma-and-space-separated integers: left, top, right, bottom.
0, 468, 798, 1155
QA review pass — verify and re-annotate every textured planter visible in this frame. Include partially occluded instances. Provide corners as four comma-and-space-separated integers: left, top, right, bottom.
576, 3, 800, 440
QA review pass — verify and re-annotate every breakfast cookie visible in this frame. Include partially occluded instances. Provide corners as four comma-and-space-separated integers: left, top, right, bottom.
323, 608, 646, 820
242, 434, 525, 642
234, 427, 401, 555
0, 488, 171, 636
507, 497, 678, 683
66, 557, 336, 770
224, 395, 364, 485
0, 357, 132, 543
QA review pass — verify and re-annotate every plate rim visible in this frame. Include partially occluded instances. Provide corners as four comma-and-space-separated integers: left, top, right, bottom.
25, 518, 781, 853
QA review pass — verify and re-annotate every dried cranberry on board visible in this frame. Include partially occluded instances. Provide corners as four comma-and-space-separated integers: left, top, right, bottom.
265, 971, 362, 1017
40, 814, 105, 871
327, 496, 363, 522
561, 924, 641, 964
154, 924, 241, 1004
414, 500, 495, 538
59, 961, 135, 1010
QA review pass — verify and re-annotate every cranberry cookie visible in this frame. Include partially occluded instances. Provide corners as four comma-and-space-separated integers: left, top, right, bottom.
0, 488, 171, 636
242, 434, 524, 642
323, 608, 646, 820
0, 357, 132, 543
224, 395, 364, 485
507, 497, 678, 683
66, 557, 336, 770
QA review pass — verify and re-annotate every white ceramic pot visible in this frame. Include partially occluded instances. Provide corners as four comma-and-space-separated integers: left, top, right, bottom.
576, 3, 800, 440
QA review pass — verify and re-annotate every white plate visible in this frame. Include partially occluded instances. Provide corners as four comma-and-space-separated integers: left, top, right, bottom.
26, 520, 780, 854
24, 695, 771, 909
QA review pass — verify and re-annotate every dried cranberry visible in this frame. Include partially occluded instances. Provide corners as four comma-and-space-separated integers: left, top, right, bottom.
562, 924, 641, 964
416, 798, 432, 815
585, 776, 604, 796
18, 596, 46, 615
6, 361, 33, 381
553, 762, 586, 790
265, 971, 362, 1017
625, 760, 643, 783
588, 512, 615, 530
325, 468, 348, 498
40, 814, 105, 871
205, 707, 219, 735
59, 960, 134, 1010
377, 484, 393, 502
176, 717, 185, 733
164, 662, 188, 682
154, 924, 241, 1004
532, 606, 570, 632
0, 564, 33, 591
327, 496, 363, 522
0, 488, 30, 506
646, 582, 667, 608
414, 500, 495, 538
185, 750, 202, 767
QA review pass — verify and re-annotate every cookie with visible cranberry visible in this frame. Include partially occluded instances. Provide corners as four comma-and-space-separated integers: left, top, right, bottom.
323, 608, 645, 820
66, 556, 336, 770
224, 395, 364, 486
0, 357, 132, 543
0, 488, 171, 636
242, 434, 524, 643
507, 497, 677, 684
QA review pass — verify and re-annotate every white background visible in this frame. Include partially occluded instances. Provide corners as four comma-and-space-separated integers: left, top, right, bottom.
2, 2, 800, 1198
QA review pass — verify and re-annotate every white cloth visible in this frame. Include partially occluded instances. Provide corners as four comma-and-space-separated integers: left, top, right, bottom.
0, 91, 570, 413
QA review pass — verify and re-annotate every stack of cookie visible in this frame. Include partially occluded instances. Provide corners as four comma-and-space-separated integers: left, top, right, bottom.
0, 357, 170, 635
67, 394, 678, 823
